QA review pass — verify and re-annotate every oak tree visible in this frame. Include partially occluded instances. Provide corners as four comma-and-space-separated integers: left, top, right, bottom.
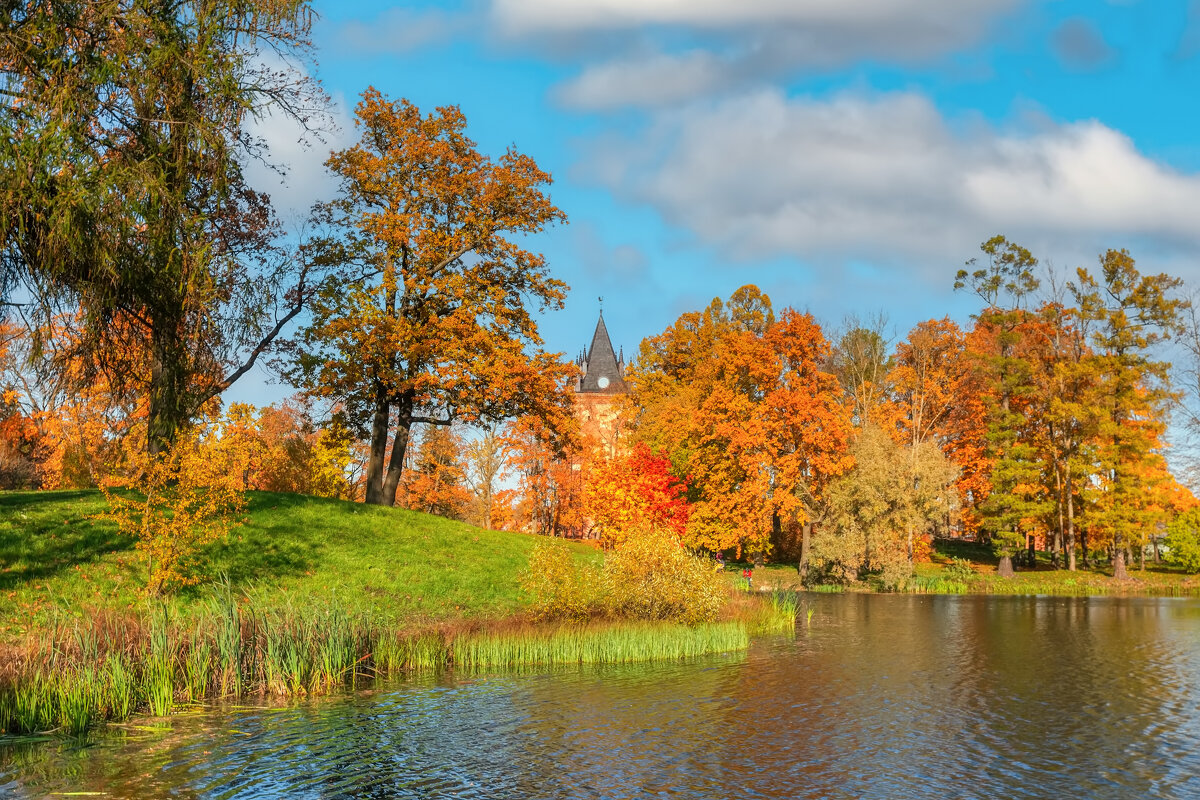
289, 89, 573, 506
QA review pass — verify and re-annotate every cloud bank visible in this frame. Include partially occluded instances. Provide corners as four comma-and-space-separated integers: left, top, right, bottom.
578, 90, 1200, 272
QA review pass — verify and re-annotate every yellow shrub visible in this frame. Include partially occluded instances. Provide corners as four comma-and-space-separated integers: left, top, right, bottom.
520, 540, 602, 622
102, 428, 247, 595
602, 528, 728, 624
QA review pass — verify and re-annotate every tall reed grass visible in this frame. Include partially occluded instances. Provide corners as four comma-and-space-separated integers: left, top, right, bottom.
0, 590, 768, 737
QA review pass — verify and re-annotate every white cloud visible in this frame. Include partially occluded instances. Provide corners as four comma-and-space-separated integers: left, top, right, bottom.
242, 71, 355, 223
577, 89, 1200, 273
555, 51, 731, 109
517, 0, 1027, 109
494, 0, 1020, 34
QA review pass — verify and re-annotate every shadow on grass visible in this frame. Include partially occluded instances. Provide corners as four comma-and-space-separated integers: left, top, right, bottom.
192, 492, 332, 594
0, 490, 131, 592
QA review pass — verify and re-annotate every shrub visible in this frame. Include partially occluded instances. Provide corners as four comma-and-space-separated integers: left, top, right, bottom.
946, 557, 976, 582
102, 427, 248, 595
521, 530, 729, 624
1165, 510, 1200, 574
520, 540, 603, 622
601, 529, 727, 624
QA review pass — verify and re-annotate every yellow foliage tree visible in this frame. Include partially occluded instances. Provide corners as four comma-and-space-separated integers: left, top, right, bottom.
102, 422, 251, 595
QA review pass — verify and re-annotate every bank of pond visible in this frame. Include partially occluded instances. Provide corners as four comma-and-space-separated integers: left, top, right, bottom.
0, 590, 797, 738
4, 489, 1199, 740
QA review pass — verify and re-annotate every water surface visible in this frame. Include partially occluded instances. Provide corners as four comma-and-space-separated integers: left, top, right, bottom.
3, 594, 1199, 799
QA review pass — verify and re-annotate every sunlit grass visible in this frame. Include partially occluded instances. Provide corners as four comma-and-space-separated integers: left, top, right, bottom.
0, 489, 589, 639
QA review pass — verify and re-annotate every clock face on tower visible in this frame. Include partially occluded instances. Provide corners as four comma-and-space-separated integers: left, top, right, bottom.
597, 376, 610, 389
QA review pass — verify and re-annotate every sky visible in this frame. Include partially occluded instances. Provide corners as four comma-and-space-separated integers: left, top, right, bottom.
234, 0, 1200, 405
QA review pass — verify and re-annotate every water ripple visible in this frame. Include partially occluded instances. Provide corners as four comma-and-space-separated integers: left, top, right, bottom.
3, 596, 1200, 799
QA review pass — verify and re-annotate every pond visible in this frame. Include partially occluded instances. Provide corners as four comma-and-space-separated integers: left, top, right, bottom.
3, 594, 1199, 799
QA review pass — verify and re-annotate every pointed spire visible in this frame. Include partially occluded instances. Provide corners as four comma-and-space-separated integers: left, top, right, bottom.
579, 312, 626, 394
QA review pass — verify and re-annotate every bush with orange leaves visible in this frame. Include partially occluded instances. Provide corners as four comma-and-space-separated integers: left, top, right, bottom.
102, 425, 251, 595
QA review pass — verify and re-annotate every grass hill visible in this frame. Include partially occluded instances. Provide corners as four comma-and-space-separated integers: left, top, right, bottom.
0, 490, 596, 641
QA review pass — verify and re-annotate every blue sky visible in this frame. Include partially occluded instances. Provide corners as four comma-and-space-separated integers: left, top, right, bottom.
237, 0, 1200, 401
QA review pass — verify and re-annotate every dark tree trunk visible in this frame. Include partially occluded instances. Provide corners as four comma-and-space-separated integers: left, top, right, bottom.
381, 421, 413, 507
364, 381, 392, 505
147, 321, 189, 457
378, 394, 416, 507
799, 521, 812, 583
998, 554, 1015, 578
1052, 466, 1064, 568
1066, 474, 1077, 572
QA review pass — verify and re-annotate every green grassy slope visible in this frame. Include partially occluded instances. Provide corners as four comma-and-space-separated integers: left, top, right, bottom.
0, 490, 596, 640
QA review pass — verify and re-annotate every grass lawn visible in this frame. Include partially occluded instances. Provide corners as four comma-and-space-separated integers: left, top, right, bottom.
0, 489, 600, 641
721, 537, 1200, 597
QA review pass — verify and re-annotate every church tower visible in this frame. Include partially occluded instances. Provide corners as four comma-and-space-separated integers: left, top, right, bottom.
574, 310, 627, 459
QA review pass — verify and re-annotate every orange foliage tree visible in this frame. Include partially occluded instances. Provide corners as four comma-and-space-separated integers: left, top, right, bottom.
217, 400, 363, 500
102, 420, 253, 595
398, 425, 472, 520
628, 286, 853, 563
288, 88, 573, 507
584, 443, 690, 548
502, 411, 583, 536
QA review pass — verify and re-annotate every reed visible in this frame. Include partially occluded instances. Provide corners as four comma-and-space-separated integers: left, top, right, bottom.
453, 621, 748, 670
103, 652, 135, 720
0, 595, 766, 737
143, 605, 175, 717
756, 591, 798, 633
905, 575, 969, 595
183, 631, 212, 702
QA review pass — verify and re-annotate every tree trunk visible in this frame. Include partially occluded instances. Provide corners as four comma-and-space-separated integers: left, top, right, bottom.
1081, 526, 1090, 568
1052, 465, 1064, 568
799, 521, 812, 583
380, 398, 416, 507
363, 382, 391, 505
997, 554, 1015, 578
1066, 474, 1077, 572
1113, 547, 1128, 580
147, 322, 189, 457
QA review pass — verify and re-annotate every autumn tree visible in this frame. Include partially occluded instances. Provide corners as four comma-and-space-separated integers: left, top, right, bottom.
1023, 299, 1097, 570
3, 314, 148, 487
584, 443, 690, 548
462, 426, 508, 528
628, 286, 852, 561
0, 319, 39, 487
289, 89, 573, 506
830, 314, 893, 426
218, 399, 362, 500
955, 236, 1049, 576
503, 413, 583, 536
816, 424, 957, 587
1071, 250, 1185, 579
0, 1, 327, 454
763, 309, 855, 576
399, 425, 472, 520
887, 318, 967, 558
